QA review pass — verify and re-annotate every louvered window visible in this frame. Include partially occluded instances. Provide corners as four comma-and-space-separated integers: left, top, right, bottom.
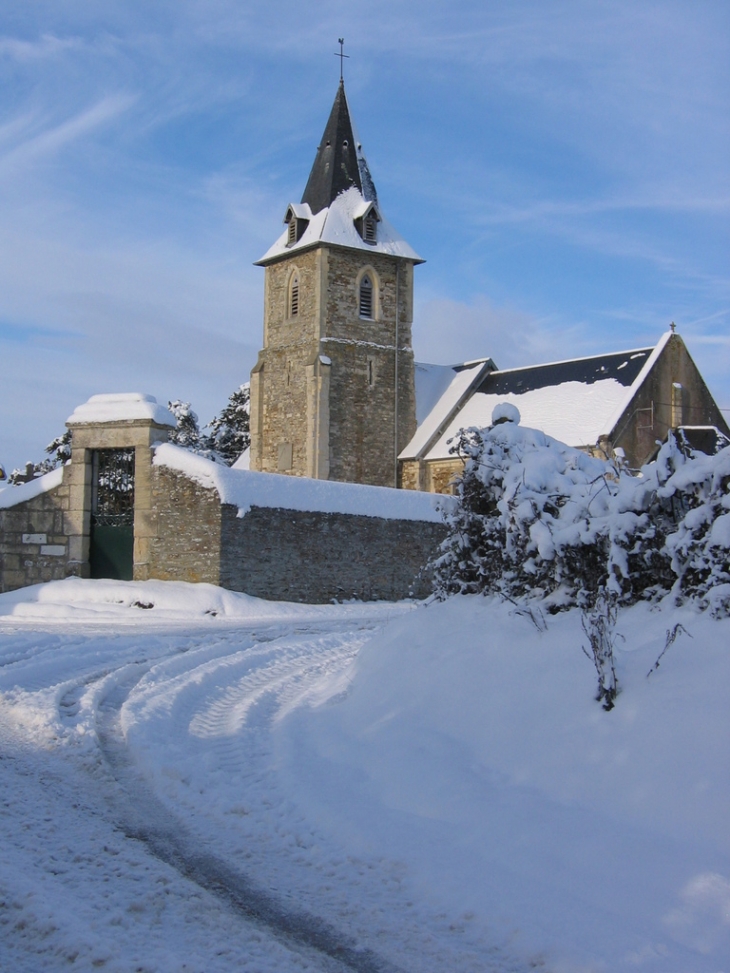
359, 275, 373, 318
290, 275, 299, 316
364, 216, 377, 242
287, 219, 297, 245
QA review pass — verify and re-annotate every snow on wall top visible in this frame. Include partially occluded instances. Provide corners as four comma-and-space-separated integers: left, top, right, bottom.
154, 443, 448, 522
67, 393, 176, 427
257, 187, 423, 264
0, 466, 64, 510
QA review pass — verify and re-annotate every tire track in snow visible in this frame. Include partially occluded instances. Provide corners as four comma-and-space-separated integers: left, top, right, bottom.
94, 635, 406, 973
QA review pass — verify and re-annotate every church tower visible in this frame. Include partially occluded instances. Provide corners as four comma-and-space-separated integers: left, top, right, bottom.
249, 80, 423, 487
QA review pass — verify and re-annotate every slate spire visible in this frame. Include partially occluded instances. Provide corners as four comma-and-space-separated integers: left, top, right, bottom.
301, 80, 377, 215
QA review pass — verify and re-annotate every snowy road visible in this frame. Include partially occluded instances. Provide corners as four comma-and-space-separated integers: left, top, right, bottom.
4, 579, 728, 972
0, 583, 528, 973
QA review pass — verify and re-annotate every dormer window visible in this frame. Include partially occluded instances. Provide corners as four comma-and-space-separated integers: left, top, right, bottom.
364, 214, 377, 242
354, 202, 380, 244
283, 204, 311, 247
359, 274, 373, 318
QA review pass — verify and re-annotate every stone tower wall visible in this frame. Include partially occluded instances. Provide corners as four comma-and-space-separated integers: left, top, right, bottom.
251, 244, 417, 488
323, 249, 416, 487
251, 248, 322, 477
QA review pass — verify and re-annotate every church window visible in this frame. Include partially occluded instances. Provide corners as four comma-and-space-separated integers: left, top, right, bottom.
290, 274, 300, 317
367, 358, 374, 387
287, 219, 297, 245
359, 274, 373, 319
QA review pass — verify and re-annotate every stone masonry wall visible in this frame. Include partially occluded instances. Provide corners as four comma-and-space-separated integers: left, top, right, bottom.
146, 464, 446, 602
323, 248, 416, 487
3, 463, 446, 601
219, 504, 447, 603
612, 334, 730, 468
253, 248, 322, 476
146, 465, 223, 585
0, 481, 73, 593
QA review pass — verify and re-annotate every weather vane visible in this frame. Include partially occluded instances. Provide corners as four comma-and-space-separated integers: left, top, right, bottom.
334, 38, 349, 81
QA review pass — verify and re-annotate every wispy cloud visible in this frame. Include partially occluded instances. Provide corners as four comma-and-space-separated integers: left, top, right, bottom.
0, 95, 135, 174
0, 32, 83, 61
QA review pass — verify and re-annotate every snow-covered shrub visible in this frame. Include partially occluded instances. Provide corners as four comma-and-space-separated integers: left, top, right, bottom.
656, 438, 730, 616
433, 411, 730, 615
433, 418, 670, 607
581, 588, 621, 710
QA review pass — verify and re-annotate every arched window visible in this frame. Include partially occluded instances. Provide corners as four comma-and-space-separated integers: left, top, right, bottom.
290, 274, 299, 317
359, 274, 373, 319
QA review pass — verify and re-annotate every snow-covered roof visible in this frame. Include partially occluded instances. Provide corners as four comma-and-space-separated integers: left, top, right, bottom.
0, 466, 64, 510
404, 335, 673, 462
400, 361, 494, 460
154, 444, 449, 522
285, 202, 312, 221
67, 393, 175, 427
256, 187, 423, 265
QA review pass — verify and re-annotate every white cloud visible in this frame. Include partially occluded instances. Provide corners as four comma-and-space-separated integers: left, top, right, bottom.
0, 95, 135, 174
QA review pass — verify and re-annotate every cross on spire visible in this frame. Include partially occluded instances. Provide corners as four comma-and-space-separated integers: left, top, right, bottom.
334, 38, 349, 81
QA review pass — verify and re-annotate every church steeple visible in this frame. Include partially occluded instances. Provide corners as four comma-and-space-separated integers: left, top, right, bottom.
250, 77, 421, 488
300, 80, 377, 215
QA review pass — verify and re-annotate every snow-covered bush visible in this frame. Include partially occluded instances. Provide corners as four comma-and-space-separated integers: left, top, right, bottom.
656, 436, 730, 615
433, 409, 730, 617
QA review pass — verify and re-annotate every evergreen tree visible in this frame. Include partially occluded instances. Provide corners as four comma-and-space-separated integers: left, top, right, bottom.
167, 400, 207, 452
8, 430, 72, 484
205, 384, 250, 466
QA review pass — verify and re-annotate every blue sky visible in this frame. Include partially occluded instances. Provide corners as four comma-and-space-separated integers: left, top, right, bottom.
1, 0, 728, 472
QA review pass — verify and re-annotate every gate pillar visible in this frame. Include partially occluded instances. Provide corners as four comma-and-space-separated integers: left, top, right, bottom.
64, 394, 175, 581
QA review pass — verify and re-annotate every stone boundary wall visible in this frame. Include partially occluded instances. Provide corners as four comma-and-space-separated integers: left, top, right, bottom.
2, 463, 447, 602
148, 465, 446, 603
0, 481, 74, 592
219, 505, 445, 602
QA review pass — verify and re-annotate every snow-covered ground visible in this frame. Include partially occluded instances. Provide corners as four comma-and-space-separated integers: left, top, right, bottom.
1, 578, 728, 972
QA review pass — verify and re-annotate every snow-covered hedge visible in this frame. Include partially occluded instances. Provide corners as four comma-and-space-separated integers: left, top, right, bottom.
433, 413, 730, 616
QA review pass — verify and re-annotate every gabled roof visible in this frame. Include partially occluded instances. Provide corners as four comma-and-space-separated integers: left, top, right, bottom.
401, 334, 674, 462
300, 80, 377, 215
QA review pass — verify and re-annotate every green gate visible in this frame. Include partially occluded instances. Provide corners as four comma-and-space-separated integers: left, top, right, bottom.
89, 448, 135, 580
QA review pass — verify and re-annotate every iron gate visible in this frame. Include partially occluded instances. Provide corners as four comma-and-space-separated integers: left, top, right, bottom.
89, 448, 135, 580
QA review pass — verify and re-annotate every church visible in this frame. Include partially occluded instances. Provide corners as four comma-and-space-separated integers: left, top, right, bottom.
1, 77, 729, 600
248, 80, 729, 491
